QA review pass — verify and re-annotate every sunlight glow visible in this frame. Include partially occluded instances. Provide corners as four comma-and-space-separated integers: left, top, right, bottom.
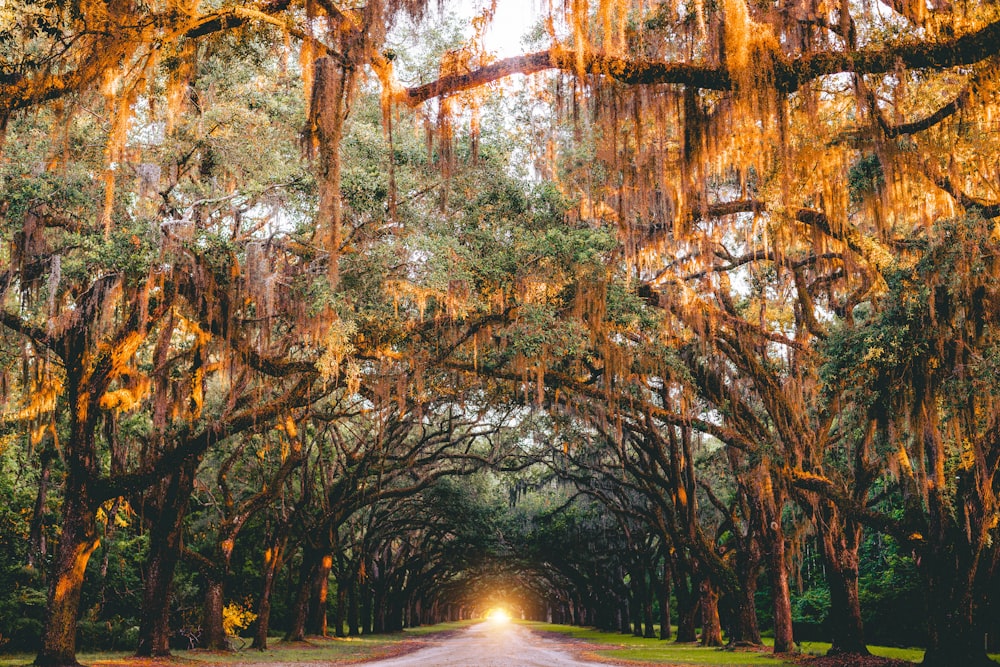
486, 607, 511, 623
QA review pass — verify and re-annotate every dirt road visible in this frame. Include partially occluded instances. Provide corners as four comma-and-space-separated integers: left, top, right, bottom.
361, 621, 614, 666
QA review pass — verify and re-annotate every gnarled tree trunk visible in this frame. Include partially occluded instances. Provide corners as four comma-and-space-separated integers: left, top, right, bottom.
35, 476, 99, 667
767, 533, 795, 653
819, 514, 868, 656
699, 579, 723, 647
36, 399, 100, 667
201, 578, 227, 651
136, 460, 199, 656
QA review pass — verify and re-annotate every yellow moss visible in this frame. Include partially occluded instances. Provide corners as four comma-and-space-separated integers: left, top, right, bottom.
222, 600, 257, 637
3, 378, 62, 422
97, 500, 133, 528
316, 317, 357, 381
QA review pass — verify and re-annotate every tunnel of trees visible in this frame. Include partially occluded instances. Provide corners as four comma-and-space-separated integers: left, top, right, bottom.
2, 1, 1000, 666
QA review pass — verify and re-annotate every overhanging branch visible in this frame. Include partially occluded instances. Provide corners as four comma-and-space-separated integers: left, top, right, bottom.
397, 20, 1000, 104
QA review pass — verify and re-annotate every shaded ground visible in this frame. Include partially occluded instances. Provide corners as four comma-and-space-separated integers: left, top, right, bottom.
788, 656, 914, 667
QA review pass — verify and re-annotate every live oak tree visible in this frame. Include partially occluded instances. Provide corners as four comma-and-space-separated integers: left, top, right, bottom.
820, 217, 1000, 667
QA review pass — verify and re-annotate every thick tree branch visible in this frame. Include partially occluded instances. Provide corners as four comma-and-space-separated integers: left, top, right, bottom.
398, 20, 1000, 105
921, 162, 1000, 219
0, 308, 56, 351
789, 469, 919, 547
95, 377, 316, 501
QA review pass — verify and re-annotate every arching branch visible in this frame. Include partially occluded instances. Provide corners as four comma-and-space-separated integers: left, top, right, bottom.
397, 19, 1000, 104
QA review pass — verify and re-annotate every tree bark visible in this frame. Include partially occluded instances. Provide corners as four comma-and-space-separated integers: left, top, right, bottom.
285, 550, 316, 642
729, 575, 761, 646
767, 531, 795, 653
657, 559, 672, 640
307, 554, 332, 636
919, 526, 994, 667
35, 402, 100, 667
361, 582, 372, 635
629, 570, 642, 636
699, 580, 723, 647
201, 578, 227, 651
252, 531, 287, 650
819, 516, 869, 655
373, 578, 386, 633
136, 460, 199, 656
35, 479, 100, 667
136, 534, 181, 656
642, 569, 656, 638
333, 582, 346, 638
347, 575, 360, 636
729, 539, 762, 646
674, 569, 699, 642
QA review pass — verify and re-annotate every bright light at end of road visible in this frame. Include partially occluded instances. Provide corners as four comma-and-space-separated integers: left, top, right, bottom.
486, 608, 511, 623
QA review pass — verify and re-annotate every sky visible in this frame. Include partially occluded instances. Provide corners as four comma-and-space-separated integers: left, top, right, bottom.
452, 0, 544, 59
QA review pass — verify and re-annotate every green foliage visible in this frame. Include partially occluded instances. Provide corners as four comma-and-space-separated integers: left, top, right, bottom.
847, 154, 885, 205
791, 586, 829, 627
0, 440, 46, 651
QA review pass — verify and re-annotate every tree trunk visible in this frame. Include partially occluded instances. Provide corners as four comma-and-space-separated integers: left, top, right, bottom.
308, 554, 332, 636
729, 576, 761, 646
389, 594, 404, 632
334, 582, 346, 638
674, 570, 699, 642
819, 518, 869, 655
35, 479, 100, 667
699, 580, 723, 647
202, 578, 227, 651
136, 534, 181, 656
729, 542, 762, 646
630, 577, 642, 636
921, 582, 991, 667
920, 536, 993, 667
137, 460, 198, 657
36, 402, 100, 667
373, 580, 386, 633
285, 550, 316, 642
252, 532, 287, 650
619, 594, 630, 634
767, 531, 795, 653
642, 571, 656, 638
754, 465, 794, 653
361, 583, 372, 635
347, 575, 360, 636
657, 559, 672, 640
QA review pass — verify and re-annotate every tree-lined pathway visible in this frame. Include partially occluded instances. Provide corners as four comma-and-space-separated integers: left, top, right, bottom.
361, 621, 613, 667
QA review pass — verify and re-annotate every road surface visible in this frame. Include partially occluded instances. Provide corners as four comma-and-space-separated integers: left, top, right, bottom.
363, 621, 614, 666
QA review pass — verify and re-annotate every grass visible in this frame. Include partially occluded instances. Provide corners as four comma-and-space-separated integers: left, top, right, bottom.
796, 640, 925, 662
0, 622, 474, 667
522, 622, 793, 665
524, 623, 1000, 665
796, 641, 1000, 664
